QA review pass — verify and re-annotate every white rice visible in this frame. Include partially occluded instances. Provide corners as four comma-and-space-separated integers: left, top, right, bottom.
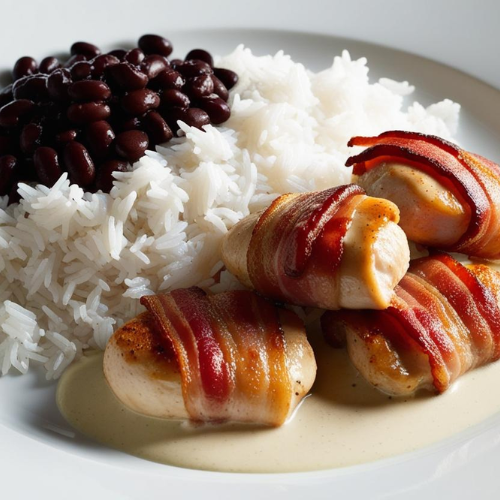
0, 47, 459, 379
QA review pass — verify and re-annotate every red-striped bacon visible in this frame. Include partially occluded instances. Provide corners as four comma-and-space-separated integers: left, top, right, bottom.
247, 184, 365, 309
140, 288, 292, 425
322, 254, 500, 394
346, 130, 500, 259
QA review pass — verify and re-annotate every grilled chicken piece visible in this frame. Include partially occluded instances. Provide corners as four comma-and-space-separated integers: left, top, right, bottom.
104, 288, 316, 426
348, 131, 500, 260
222, 185, 410, 310
322, 254, 500, 396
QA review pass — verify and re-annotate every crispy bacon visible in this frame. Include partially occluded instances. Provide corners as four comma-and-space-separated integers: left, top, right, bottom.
247, 185, 366, 309
322, 254, 500, 394
346, 130, 500, 259
140, 288, 293, 425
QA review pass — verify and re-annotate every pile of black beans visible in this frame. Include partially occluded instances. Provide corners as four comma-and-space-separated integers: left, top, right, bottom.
0, 34, 238, 202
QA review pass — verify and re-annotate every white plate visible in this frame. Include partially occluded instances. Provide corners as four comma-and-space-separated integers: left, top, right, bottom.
2, 25, 500, 500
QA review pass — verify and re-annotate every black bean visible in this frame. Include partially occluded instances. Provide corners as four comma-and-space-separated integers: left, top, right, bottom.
33, 147, 62, 186
55, 129, 78, 145
67, 102, 111, 124
12, 75, 49, 102
69, 80, 111, 102
13, 57, 38, 81
115, 130, 148, 162
71, 42, 101, 59
86, 120, 115, 159
124, 48, 145, 66
90, 54, 120, 78
211, 75, 229, 102
64, 54, 87, 68
106, 62, 148, 90
112, 116, 141, 132
149, 69, 184, 91
178, 59, 213, 78
20, 123, 43, 154
143, 111, 173, 145
167, 107, 210, 131
184, 74, 214, 99
140, 55, 169, 79
185, 49, 213, 67
121, 89, 160, 116
39, 57, 61, 74
213, 68, 238, 90
0, 155, 17, 195
107, 49, 127, 61
0, 99, 35, 128
138, 34, 173, 57
70, 61, 92, 81
170, 59, 183, 69
64, 141, 95, 186
95, 159, 128, 192
197, 94, 231, 124
160, 89, 190, 109
47, 69, 72, 102
0, 85, 13, 108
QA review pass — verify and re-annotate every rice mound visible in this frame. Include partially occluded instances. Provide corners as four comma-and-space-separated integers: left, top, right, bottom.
0, 47, 460, 378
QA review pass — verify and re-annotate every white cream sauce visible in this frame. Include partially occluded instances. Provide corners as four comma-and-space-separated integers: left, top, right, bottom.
57, 330, 500, 473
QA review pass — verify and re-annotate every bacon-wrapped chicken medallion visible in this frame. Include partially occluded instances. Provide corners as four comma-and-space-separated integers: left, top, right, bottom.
348, 131, 500, 260
322, 254, 500, 396
222, 185, 410, 310
104, 288, 316, 426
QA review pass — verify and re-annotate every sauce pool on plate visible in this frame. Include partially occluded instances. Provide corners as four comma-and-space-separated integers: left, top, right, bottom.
56, 327, 500, 473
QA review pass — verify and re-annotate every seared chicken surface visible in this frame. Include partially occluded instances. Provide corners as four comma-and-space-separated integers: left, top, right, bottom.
104, 288, 316, 426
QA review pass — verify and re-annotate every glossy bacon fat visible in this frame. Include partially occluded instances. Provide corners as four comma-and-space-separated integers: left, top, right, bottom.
105, 287, 316, 426
222, 184, 410, 310
322, 254, 500, 396
347, 131, 500, 259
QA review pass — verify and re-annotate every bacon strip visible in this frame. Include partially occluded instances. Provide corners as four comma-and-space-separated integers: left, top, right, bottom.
247, 185, 366, 309
322, 254, 500, 393
140, 288, 292, 425
346, 130, 500, 259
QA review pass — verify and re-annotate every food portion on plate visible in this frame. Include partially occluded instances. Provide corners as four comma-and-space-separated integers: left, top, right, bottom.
104, 287, 316, 426
222, 184, 409, 310
4, 30, 500, 472
348, 130, 500, 259
322, 254, 500, 396
0, 35, 237, 201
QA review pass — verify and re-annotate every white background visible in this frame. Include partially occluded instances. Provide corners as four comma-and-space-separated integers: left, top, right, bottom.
3, 0, 499, 89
